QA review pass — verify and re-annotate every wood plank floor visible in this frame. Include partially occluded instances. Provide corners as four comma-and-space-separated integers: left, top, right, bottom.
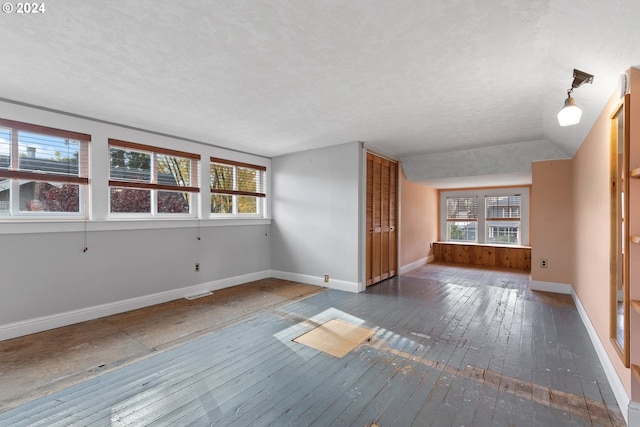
0, 263, 626, 426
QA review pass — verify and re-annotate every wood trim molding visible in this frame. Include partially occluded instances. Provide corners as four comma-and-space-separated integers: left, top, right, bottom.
0, 118, 91, 141
210, 157, 267, 171
0, 170, 88, 184
210, 188, 265, 197
109, 139, 201, 160
109, 180, 200, 193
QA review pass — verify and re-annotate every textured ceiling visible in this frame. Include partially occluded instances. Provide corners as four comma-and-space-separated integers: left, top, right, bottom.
1, 1, 640, 187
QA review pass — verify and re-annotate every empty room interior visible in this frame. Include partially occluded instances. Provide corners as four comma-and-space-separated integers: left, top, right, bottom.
2, 1, 640, 426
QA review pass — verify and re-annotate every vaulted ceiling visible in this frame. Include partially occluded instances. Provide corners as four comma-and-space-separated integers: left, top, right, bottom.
2, 1, 639, 187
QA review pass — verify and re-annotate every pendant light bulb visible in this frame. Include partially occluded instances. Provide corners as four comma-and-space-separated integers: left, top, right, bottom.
557, 95, 582, 127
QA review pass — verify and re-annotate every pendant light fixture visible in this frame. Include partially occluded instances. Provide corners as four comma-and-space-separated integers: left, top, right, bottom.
557, 69, 594, 127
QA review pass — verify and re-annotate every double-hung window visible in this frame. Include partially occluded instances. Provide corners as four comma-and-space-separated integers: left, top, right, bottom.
0, 118, 90, 217
210, 157, 266, 216
441, 188, 529, 245
108, 139, 200, 216
445, 196, 478, 242
485, 195, 521, 245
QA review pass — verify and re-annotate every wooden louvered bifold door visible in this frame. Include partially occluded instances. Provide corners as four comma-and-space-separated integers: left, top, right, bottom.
366, 153, 398, 286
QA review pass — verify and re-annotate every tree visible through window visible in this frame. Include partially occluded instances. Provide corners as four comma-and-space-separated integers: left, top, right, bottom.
108, 139, 200, 215
210, 158, 266, 216
0, 118, 90, 216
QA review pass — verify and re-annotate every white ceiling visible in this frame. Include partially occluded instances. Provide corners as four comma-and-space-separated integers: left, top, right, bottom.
1, 1, 639, 187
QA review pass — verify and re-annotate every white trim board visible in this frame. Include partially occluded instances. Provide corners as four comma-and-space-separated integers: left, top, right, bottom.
532, 280, 630, 424
0, 270, 271, 341
530, 280, 572, 294
270, 270, 361, 293
570, 288, 629, 425
399, 256, 433, 275
629, 401, 640, 426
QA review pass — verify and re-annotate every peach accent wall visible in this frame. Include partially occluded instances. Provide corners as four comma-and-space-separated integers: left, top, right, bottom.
572, 89, 630, 394
400, 165, 438, 268
531, 160, 574, 285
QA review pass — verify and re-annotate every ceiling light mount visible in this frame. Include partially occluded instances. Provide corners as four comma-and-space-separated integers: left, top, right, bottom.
570, 68, 594, 89
557, 68, 594, 127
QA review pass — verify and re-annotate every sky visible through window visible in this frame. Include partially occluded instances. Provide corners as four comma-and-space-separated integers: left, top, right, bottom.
0, 127, 79, 161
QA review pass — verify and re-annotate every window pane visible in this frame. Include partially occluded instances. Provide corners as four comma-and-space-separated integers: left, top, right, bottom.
19, 181, 79, 212
238, 196, 257, 214
486, 195, 521, 219
18, 132, 81, 176
447, 197, 478, 220
0, 127, 10, 169
487, 220, 520, 244
211, 194, 233, 214
157, 155, 191, 187
237, 167, 259, 193
447, 221, 476, 242
158, 191, 190, 213
210, 164, 233, 190
0, 178, 9, 212
109, 148, 152, 182
110, 187, 151, 213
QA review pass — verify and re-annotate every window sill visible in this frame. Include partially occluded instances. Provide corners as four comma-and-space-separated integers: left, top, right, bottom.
0, 217, 272, 235
436, 241, 531, 249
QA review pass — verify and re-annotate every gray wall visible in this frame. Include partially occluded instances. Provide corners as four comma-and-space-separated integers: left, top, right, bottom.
270, 142, 362, 291
0, 100, 272, 339
0, 225, 271, 326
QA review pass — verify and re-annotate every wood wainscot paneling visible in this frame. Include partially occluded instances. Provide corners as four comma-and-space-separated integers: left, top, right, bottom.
432, 242, 531, 271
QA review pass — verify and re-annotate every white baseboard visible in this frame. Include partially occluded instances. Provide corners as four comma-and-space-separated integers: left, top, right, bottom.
270, 270, 360, 293
530, 279, 630, 424
530, 280, 572, 294
570, 287, 630, 425
628, 401, 640, 426
399, 256, 433, 274
0, 270, 271, 341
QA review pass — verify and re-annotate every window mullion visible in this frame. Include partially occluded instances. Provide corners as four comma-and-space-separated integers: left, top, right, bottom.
11, 128, 19, 170
232, 166, 238, 215
152, 153, 158, 215
10, 178, 18, 214
152, 153, 158, 184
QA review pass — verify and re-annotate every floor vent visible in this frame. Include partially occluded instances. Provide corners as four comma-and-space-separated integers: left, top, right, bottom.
185, 291, 213, 300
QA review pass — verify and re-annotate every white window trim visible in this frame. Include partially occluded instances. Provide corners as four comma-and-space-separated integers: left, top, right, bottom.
209, 159, 267, 218
108, 139, 201, 218
0, 119, 91, 219
440, 187, 530, 246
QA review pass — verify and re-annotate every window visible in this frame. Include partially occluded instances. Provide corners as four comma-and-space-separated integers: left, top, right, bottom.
485, 195, 521, 245
108, 139, 200, 216
0, 118, 90, 217
210, 157, 266, 216
440, 188, 529, 246
446, 196, 478, 242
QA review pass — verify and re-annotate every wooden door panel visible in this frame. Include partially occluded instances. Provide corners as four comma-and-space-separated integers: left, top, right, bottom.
366, 152, 397, 287
389, 229, 397, 275
372, 232, 382, 283
382, 231, 390, 279
366, 232, 372, 286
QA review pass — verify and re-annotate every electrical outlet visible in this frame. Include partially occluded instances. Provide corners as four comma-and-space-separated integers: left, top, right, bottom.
195, 263, 200, 272
540, 259, 548, 268
324, 274, 329, 283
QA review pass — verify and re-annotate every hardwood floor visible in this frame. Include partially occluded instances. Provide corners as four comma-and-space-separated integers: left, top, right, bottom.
0, 264, 626, 426
0, 279, 324, 412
